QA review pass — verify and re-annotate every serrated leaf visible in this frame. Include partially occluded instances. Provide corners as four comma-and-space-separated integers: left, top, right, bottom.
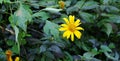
104, 52, 119, 60
91, 48, 99, 55
66, 6, 79, 14
107, 6, 119, 13
101, 0, 109, 4
109, 15, 120, 23
83, 52, 95, 59
104, 23, 112, 36
9, 4, 32, 32
108, 43, 115, 49
6, 40, 15, 46
12, 44, 20, 54
32, 11, 49, 20
79, 11, 93, 23
43, 20, 59, 39
48, 45, 63, 58
44, 52, 55, 60
49, 45, 61, 53
64, 52, 73, 61
100, 45, 112, 52
74, 1, 84, 8
40, 45, 47, 53
82, 1, 98, 10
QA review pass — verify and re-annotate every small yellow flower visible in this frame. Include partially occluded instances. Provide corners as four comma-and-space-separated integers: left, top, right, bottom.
59, 15, 84, 41
6, 50, 13, 61
15, 57, 20, 61
59, 1, 65, 9
6, 50, 20, 61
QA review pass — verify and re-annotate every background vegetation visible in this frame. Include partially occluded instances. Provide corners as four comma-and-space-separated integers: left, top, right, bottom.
0, 0, 120, 61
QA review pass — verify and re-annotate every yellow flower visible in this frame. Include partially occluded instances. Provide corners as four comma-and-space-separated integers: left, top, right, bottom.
59, 15, 84, 41
15, 57, 20, 61
59, 1, 65, 9
6, 50, 13, 61
6, 50, 20, 61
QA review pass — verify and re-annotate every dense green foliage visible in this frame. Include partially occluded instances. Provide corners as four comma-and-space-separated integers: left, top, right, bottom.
0, 0, 120, 61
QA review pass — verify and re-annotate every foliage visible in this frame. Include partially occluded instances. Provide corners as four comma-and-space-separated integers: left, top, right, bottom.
0, 0, 120, 61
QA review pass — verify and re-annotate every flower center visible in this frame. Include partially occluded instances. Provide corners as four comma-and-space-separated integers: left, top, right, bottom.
68, 23, 76, 32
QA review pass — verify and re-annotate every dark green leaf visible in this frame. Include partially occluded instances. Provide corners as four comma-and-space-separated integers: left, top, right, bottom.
6, 40, 15, 46
12, 44, 20, 54
83, 52, 95, 59
44, 51, 55, 60
108, 43, 115, 49
32, 11, 50, 20
43, 20, 59, 39
100, 45, 112, 52
109, 15, 120, 23
100, 0, 109, 4
82, 1, 98, 10
104, 23, 112, 36
40, 45, 47, 53
79, 11, 93, 23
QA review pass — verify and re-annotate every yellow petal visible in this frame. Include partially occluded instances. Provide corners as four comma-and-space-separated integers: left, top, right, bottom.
75, 19, 81, 26
76, 27, 84, 30
63, 31, 70, 38
66, 31, 71, 39
63, 18, 69, 24
59, 27, 67, 31
15, 57, 19, 61
71, 33, 74, 41
69, 15, 74, 23
74, 30, 81, 39
60, 24, 68, 27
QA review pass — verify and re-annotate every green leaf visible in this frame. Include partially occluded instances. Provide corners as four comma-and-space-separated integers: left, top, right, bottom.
91, 48, 99, 55
64, 52, 73, 61
109, 15, 120, 23
43, 20, 59, 39
40, 45, 47, 53
74, 1, 85, 9
6, 40, 15, 46
79, 11, 93, 23
83, 52, 95, 59
82, 1, 98, 10
3, 0, 10, 3
100, 45, 112, 52
44, 52, 55, 60
42, 8, 62, 14
66, 6, 79, 14
12, 44, 20, 54
32, 11, 50, 20
104, 23, 112, 36
81, 42, 90, 51
100, 0, 109, 4
108, 43, 115, 49
107, 6, 119, 13
104, 52, 119, 60
9, 4, 32, 32
0, 0, 3, 4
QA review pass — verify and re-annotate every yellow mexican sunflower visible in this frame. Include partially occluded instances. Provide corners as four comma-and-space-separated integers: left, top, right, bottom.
59, 1, 65, 9
6, 50, 20, 61
59, 15, 84, 41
